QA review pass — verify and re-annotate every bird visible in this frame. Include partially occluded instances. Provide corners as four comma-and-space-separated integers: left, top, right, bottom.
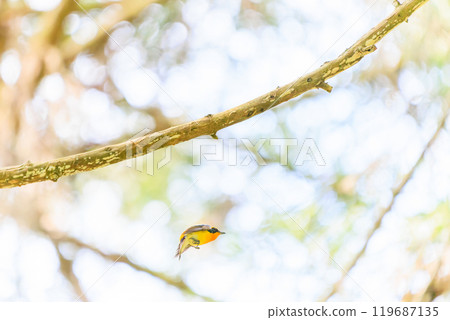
175, 224, 225, 260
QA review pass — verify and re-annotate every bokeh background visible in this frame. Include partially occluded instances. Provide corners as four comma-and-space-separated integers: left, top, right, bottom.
0, 0, 450, 301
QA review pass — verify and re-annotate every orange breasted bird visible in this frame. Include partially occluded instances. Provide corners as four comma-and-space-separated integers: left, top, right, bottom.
175, 225, 225, 260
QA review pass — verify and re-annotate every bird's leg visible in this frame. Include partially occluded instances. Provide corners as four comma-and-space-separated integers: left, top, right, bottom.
190, 238, 200, 249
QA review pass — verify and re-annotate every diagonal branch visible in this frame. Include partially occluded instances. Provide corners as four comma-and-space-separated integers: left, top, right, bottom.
51, 234, 214, 301
0, 0, 430, 189
320, 110, 449, 301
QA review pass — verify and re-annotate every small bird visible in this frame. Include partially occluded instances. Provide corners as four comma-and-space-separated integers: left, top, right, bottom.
175, 224, 225, 260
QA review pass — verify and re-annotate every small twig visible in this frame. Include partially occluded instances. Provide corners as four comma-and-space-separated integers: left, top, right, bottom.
393, 0, 402, 8
317, 82, 333, 93
321, 110, 449, 301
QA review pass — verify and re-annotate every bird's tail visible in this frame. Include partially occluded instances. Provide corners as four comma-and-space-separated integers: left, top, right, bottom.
175, 236, 190, 260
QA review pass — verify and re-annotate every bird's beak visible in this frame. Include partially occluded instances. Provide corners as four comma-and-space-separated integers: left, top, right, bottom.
220, 231, 226, 234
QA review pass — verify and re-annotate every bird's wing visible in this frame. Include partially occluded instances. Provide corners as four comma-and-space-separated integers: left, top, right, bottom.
180, 224, 211, 239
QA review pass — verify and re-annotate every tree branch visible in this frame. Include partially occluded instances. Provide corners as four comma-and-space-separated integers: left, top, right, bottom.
51, 239, 89, 302
51, 234, 215, 301
0, 0, 430, 188
320, 110, 449, 301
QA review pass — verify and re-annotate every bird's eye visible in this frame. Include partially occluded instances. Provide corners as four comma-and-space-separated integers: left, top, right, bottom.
209, 228, 218, 233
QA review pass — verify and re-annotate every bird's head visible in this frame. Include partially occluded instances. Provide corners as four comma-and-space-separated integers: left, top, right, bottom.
208, 227, 226, 235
